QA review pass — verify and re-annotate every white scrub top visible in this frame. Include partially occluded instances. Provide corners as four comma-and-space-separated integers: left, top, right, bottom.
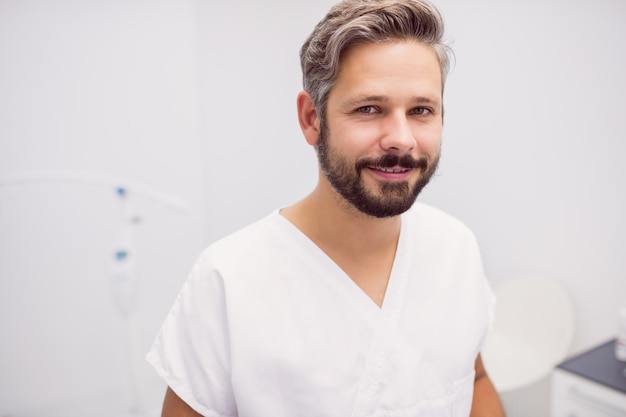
147, 202, 494, 417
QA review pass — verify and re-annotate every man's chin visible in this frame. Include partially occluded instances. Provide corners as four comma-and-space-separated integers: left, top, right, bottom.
350, 193, 418, 218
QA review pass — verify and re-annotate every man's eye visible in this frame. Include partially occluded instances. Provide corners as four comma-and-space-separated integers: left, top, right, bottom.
411, 107, 431, 116
356, 106, 376, 114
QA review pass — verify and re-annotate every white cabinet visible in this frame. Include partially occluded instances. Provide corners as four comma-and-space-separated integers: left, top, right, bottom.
551, 340, 626, 417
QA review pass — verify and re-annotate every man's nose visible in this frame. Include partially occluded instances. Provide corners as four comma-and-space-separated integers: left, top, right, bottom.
379, 113, 416, 153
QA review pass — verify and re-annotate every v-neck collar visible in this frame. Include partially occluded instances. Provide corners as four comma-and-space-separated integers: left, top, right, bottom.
269, 210, 416, 417
271, 210, 411, 327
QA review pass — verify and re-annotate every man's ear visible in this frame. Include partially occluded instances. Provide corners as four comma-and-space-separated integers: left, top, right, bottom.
297, 91, 321, 146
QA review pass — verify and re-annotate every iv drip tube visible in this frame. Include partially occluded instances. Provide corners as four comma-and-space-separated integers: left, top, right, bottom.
0, 170, 191, 212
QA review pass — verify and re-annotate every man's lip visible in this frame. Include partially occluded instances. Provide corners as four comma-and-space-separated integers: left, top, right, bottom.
368, 166, 411, 173
367, 166, 414, 180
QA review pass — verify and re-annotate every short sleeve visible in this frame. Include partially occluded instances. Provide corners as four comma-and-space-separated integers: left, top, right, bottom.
146, 251, 237, 417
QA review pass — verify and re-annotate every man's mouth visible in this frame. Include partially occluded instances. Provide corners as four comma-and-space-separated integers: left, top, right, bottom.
371, 166, 411, 173
358, 153, 428, 173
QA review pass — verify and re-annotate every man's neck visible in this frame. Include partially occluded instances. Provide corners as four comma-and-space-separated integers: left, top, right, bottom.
280, 179, 404, 307
280, 181, 402, 257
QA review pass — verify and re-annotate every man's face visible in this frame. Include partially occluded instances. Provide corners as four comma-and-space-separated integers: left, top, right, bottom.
317, 40, 443, 218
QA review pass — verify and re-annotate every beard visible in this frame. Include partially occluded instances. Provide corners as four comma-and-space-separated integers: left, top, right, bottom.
316, 125, 440, 218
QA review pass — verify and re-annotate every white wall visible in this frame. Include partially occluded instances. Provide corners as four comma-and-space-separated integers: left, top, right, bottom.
431, 0, 626, 353
1, 0, 625, 416
194, 0, 328, 241
0, 0, 207, 415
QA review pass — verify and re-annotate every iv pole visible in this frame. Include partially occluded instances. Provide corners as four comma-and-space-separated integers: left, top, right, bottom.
0, 170, 191, 417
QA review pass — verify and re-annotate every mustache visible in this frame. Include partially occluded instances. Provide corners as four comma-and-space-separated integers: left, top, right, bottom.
356, 154, 428, 171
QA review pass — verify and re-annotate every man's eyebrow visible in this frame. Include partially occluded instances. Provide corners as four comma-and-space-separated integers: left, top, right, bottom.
343, 95, 389, 107
412, 97, 440, 105
343, 95, 441, 107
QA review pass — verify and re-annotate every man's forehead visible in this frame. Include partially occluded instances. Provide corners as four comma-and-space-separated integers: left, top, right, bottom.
328, 53, 443, 109
333, 41, 442, 89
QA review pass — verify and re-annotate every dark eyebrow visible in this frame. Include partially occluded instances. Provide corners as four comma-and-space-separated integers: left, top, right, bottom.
410, 97, 442, 110
343, 95, 441, 108
344, 95, 389, 107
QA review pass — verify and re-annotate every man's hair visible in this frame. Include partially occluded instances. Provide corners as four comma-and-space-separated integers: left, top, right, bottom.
300, 0, 451, 125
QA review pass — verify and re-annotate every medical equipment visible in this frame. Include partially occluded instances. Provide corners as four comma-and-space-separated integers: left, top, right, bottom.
0, 171, 190, 417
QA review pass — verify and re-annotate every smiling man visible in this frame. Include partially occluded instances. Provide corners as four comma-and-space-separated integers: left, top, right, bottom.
309, 40, 442, 219
148, 1, 505, 416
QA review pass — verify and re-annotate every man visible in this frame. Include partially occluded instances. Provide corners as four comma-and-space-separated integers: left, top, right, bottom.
148, 0, 505, 416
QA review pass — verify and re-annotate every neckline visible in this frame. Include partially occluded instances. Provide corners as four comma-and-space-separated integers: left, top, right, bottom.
271, 210, 410, 319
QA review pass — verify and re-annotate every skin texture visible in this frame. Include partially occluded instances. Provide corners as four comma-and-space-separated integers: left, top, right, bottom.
161, 40, 505, 416
472, 355, 506, 417
162, 387, 201, 417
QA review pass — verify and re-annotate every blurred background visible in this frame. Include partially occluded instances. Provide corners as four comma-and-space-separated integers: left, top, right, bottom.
0, 0, 624, 416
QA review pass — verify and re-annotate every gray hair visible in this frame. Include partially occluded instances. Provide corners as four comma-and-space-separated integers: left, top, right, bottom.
300, 0, 452, 124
